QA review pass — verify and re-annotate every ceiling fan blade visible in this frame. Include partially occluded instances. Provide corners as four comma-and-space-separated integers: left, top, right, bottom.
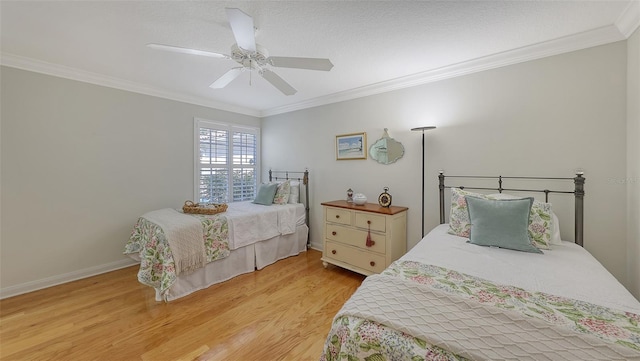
210, 67, 244, 89
260, 69, 297, 95
147, 43, 228, 58
268, 57, 334, 71
226, 8, 256, 52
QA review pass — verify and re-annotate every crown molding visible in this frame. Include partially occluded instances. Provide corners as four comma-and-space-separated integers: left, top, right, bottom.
1, 20, 632, 119
616, 0, 640, 38
0, 53, 261, 118
261, 24, 626, 117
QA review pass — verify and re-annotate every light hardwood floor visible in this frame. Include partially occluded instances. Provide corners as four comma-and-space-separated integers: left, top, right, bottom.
0, 250, 365, 361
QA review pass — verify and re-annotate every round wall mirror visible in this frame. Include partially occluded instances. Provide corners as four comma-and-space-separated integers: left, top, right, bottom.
369, 129, 405, 164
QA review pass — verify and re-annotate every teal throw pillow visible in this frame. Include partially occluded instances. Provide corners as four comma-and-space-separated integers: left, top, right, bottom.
253, 183, 278, 205
465, 196, 542, 254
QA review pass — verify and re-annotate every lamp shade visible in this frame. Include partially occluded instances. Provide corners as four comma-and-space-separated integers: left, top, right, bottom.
411, 126, 436, 132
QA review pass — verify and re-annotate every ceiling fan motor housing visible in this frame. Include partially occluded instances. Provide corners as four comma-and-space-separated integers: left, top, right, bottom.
231, 44, 269, 70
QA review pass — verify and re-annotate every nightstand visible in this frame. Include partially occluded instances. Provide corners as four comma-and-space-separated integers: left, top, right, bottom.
321, 200, 408, 276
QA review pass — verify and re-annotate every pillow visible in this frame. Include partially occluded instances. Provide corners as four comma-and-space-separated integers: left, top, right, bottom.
288, 180, 300, 204
253, 182, 278, 205
550, 212, 562, 244
273, 180, 291, 205
465, 196, 542, 254
289, 181, 300, 196
487, 193, 553, 249
448, 188, 486, 238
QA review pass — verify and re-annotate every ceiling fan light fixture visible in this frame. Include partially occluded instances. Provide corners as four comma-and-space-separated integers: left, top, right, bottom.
149, 7, 332, 96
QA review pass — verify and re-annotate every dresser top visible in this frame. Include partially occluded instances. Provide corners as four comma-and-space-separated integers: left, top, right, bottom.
321, 200, 408, 215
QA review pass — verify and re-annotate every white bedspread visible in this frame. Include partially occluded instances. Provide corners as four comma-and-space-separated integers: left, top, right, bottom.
225, 201, 300, 250
339, 274, 639, 361
142, 208, 205, 276
405, 224, 640, 313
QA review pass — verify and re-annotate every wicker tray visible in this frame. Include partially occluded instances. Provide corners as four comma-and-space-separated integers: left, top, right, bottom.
182, 200, 228, 215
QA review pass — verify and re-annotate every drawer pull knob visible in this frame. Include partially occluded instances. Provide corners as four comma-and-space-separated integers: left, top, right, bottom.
335, 215, 340, 219
332, 231, 337, 236
366, 239, 375, 247
370, 261, 375, 267
367, 220, 371, 224
332, 249, 337, 255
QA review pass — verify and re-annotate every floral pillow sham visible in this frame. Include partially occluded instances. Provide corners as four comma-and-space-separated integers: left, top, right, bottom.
447, 188, 553, 249
273, 180, 291, 205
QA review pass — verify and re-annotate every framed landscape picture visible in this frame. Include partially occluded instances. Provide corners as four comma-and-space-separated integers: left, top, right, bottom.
336, 132, 367, 160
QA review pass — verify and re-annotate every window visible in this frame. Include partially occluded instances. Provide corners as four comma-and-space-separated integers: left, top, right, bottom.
195, 119, 260, 203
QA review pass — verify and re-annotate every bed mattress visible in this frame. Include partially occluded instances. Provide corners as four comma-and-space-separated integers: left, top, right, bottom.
125, 201, 308, 301
403, 224, 640, 314
321, 224, 640, 360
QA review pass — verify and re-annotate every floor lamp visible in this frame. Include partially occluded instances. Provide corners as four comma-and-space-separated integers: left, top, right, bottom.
411, 126, 436, 238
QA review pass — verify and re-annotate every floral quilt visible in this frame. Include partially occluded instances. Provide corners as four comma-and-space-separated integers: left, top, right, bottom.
320, 260, 640, 361
124, 213, 230, 298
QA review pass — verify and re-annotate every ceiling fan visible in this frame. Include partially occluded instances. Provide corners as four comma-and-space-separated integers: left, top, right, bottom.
147, 8, 334, 96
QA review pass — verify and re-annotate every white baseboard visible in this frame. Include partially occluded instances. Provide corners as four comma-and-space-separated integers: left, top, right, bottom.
309, 241, 323, 252
0, 258, 138, 299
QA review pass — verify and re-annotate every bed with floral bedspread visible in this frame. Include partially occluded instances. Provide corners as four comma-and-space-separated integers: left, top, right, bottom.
321, 260, 640, 361
124, 213, 229, 297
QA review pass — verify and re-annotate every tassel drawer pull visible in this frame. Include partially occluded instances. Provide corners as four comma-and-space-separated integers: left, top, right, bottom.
366, 222, 375, 247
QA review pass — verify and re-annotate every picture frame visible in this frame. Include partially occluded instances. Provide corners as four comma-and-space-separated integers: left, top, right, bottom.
336, 132, 367, 160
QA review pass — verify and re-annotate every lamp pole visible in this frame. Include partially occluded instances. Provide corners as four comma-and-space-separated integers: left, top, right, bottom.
411, 126, 436, 238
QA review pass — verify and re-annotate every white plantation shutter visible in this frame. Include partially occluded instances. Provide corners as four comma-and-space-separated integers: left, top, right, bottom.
195, 119, 260, 203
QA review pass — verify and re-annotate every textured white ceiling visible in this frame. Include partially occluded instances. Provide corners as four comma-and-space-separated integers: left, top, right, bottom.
1, 1, 638, 116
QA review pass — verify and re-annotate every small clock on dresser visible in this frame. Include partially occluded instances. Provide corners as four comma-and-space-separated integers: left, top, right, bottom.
378, 187, 392, 207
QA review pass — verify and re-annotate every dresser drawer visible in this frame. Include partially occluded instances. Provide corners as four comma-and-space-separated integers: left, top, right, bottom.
325, 224, 386, 254
326, 207, 352, 226
325, 241, 386, 274
354, 212, 386, 232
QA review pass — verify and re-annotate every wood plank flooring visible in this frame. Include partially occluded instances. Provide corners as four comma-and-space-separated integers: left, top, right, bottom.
0, 250, 365, 361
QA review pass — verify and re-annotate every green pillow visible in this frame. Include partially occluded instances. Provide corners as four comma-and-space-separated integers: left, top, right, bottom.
465, 196, 542, 254
253, 183, 278, 205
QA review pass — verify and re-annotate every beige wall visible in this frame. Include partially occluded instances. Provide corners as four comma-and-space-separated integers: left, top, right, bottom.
2, 39, 637, 300
0, 67, 259, 296
263, 41, 635, 296
627, 27, 640, 299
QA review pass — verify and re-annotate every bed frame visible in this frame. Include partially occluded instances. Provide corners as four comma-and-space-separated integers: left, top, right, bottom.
438, 172, 585, 246
269, 169, 310, 246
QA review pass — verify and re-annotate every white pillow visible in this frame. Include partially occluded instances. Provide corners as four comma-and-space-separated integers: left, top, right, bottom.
487, 193, 519, 200
288, 181, 300, 204
289, 181, 300, 195
550, 212, 562, 244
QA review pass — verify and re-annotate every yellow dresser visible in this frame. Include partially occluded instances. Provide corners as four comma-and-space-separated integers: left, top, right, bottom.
321, 200, 407, 276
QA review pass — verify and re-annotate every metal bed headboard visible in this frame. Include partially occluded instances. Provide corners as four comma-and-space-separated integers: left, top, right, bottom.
269, 169, 310, 246
438, 172, 585, 246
